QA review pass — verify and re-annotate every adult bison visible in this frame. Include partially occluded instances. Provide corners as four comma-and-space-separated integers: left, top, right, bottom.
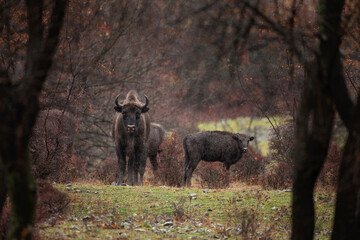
113, 90, 150, 185
148, 123, 165, 173
183, 131, 254, 186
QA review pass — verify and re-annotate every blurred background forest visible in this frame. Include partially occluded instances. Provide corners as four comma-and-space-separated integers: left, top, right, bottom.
1, 0, 359, 183
26, 1, 359, 172
1, 0, 359, 188
0, 0, 359, 238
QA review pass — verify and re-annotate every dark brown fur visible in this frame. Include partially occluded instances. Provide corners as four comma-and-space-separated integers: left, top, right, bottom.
113, 90, 150, 185
183, 131, 254, 186
148, 123, 165, 172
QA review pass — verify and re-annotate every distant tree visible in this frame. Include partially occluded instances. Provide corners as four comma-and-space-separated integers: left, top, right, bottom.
0, 1, 67, 239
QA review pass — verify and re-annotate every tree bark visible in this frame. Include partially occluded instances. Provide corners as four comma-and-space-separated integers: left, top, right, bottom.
291, 0, 350, 239
0, 1, 67, 239
5, 142, 36, 239
332, 98, 360, 239
292, 74, 335, 240
0, 157, 7, 216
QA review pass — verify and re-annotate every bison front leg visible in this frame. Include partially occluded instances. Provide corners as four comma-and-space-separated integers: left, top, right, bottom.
116, 145, 126, 185
127, 154, 136, 186
135, 147, 146, 185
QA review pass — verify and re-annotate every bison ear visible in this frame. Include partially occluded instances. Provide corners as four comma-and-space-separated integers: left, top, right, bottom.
232, 135, 239, 141
141, 107, 149, 113
114, 106, 122, 112
249, 136, 255, 141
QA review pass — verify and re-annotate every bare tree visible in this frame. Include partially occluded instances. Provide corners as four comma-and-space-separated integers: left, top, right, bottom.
0, 0, 67, 239
235, 0, 359, 239
184, 0, 359, 238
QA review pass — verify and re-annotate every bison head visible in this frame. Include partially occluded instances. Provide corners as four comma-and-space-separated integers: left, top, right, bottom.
232, 134, 254, 153
114, 94, 149, 133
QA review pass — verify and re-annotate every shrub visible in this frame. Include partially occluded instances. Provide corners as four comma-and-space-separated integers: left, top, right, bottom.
264, 121, 294, 189
231, 148, 266, 184
35, 179, 70, 222
171, 197, 187, 221
30, 109, 85, 182
94, 157, 119, 184
226, 191, 274, 239
0, 179, 69, 239
157, 132, 184, 187
259, 161, 292, 189
196, 162, 230, 189
269, 121, 294, 165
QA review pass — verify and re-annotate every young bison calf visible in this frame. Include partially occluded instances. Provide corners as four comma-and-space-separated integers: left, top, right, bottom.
183, 131, 254, 186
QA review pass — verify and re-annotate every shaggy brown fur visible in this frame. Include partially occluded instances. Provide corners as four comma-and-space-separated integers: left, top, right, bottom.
183, 131, 254, 186
148, 123, 165, 172
121, 90, 144, 106
113, 90, 150, 185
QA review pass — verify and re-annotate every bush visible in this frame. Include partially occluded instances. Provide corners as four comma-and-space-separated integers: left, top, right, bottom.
197, 162, 230, 189
0, 179, 69, 239
231, 148, 266, 184
157, 132, 184, 187
259, 161, 292, 189
264, 121, 294, 189
30, 109, 85, 182
35, 179, 70, 222
94, 157, 119, 184
269, 121, 294, 165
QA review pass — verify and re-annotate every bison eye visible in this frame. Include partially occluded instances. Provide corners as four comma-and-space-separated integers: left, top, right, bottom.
136, 112, 141, 119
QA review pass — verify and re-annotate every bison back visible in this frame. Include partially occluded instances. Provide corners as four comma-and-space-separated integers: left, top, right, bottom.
183, 131, 240, 162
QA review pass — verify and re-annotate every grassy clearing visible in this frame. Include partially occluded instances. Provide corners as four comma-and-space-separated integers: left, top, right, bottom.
38, 183, 334, 239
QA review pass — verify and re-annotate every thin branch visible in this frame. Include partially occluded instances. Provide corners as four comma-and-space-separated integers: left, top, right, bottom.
241, 0, 308, 67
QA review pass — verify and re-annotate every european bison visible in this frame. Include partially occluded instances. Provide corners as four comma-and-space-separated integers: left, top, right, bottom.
113, 90, 150, 185
183, 131, 254, 186
148, 123, 165, 173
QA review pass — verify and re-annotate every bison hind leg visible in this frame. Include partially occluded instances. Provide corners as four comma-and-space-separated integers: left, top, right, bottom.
183, 150, 201, 187
149, 154, 159, 172
149, 154, 160, 185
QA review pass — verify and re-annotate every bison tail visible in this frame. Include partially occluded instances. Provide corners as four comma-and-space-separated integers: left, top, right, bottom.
182, 136, 189, 161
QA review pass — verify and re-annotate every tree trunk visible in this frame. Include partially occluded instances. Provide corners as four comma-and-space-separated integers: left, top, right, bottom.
0, 87, 37, 239
0, 157, 7, 216
0, 1, 67, 239
291, 74, 335, 239
291, 0, 349, 239
332, 102, 360, 239
5, 143, 36, 239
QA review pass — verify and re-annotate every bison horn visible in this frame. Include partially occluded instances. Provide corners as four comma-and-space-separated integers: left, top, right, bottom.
142, 95, 149, 109
115, 94, 123, 107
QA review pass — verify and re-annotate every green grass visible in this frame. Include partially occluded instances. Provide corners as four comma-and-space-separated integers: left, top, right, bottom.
38, 183, 334, 239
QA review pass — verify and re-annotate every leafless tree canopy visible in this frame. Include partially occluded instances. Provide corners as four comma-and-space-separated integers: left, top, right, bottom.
0, 0, 359, 239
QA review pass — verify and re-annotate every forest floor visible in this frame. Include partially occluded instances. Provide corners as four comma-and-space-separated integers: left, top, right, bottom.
38, 183, 334, 239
